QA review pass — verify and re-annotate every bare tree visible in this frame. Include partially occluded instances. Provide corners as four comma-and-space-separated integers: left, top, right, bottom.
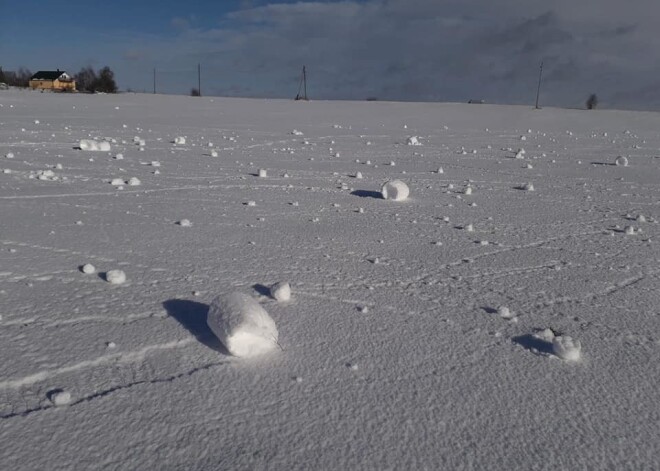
75, 67, 98, 93
96, 66, 117, 93
75, 66, 117, 93
8, 67, 33, 87
586, 93, 598, 110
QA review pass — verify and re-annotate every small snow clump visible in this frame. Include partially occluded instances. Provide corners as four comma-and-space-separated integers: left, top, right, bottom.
127, 177, 141, 186
270, 281, 291, 302
207, 292, 279, 358
406, 136, 422, 146
81, 263, 96, 274
497, 306, 514, 319
178, 219, 192, 227
615, 155, 629, 167
552, 336, 581, 361
49, 390, 72, 406
258, 168, 268, 178
79, 140, 111, 152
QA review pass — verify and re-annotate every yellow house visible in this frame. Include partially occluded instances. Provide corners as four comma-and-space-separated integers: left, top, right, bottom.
29, 70, 76, 91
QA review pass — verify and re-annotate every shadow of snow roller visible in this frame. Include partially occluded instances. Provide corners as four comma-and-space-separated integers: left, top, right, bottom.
207, 292, 279, 358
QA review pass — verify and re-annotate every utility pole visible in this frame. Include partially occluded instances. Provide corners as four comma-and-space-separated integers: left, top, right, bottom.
295, 65, 308, 101
198, 63, 201, 97
535, 61, 543, 109
153, 68, 156, 94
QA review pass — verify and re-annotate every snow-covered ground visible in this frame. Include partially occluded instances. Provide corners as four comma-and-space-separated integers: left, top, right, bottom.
1, 89, 660, 470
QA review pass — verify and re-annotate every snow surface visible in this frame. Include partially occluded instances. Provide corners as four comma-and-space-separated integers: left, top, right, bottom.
1, 90, 660, 470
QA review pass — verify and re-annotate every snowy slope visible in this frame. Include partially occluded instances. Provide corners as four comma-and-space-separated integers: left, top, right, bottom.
1, 90, 660, 470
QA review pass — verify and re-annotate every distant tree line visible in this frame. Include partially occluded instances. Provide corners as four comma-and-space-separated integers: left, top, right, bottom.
74, 66, 117, 93
0, 67, 32, 87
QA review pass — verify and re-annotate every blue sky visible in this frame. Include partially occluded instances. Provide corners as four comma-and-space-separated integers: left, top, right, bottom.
2, 0, 660, 109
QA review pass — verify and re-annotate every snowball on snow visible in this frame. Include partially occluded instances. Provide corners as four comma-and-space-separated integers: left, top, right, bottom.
270, 281, 291, 302
406, 136, 421, 146
497, 306, 514, 319
291, 129, 304, 136
178, 219, 192, 227
552, 336, 581, 361
173, 136, 186, 145
81, 263, 96, 274
258, 169, 268, 178
79, 140, 111, 152
207, 292, 279, 358
105, 269, 127, 285
110, 178, 125, 186
615, 156, 629, 167
48, 390, 72, 406
127, 177, 141, 186
381, 180, 410, 201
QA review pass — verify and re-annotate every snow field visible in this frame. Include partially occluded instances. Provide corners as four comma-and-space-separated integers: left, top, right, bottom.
206, 292, 279, 358
2, 91, 660, 470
